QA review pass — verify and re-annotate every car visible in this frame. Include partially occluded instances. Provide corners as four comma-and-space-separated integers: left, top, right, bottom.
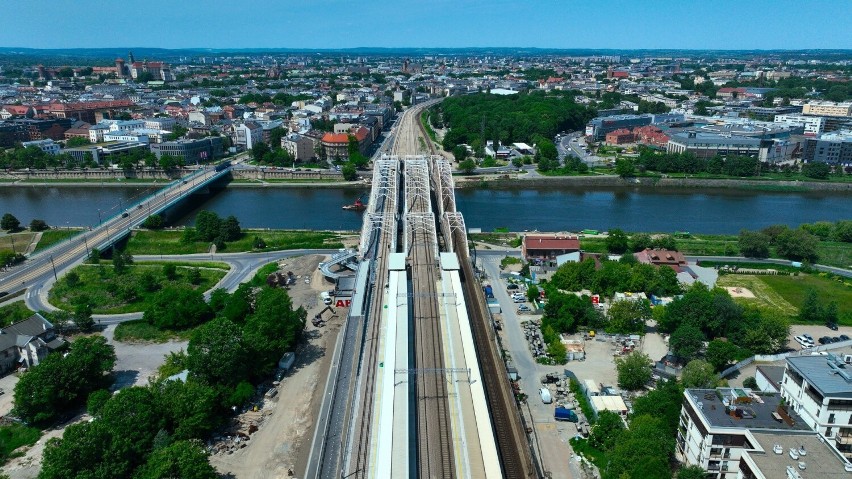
840, 335, 850, 341
121, 212, 129, 218
794, 336, 814, 348
518, 305, 531, 312
506, 284, 519, 291
828, 323, 839, 331
803, 334, 814, 342
539, 388, 552, 404
832, 337, 842, 343
514, 297, 526, 303
819, 337, 831, 345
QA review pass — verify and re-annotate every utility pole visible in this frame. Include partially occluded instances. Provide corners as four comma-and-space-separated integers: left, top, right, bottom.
49, 255, 58, 281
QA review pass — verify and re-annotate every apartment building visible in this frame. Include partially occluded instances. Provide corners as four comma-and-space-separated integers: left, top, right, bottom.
677, 388, 812, 479
775, 114, 826, 136
282, 133, 316, 162
780, 354, 852, 459
801, 132, 852, 165
803, 102, 852, 118
21, 139, 60, 155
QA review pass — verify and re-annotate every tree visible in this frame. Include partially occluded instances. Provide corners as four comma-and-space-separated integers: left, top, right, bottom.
670, 323, 705, 361
615, 158, 635, 178
681, 359, 718, 388
64, 270, 80, 287
162, 263, 177, 280
134, 440, 218, 479
1, 213, 20, 231
152, 379, 221, 440
89, 247, 101, 264
220, 215, 241, 241
607, 299, 650, 335
605, 415, 674, 479
13, 336, 115, 426
251, 141, 270, 163
452, 145, 468, 161
630, 232, 653, 252
676, 465, 709, 479
605, 228, 629, 254
632, 378, 684, 435
458, 158, 476, 174
73, 303, 95, 332
144, 286, 213, 330
706, 339, 743, 372
29, 219, 49, 232
615, 351, 652, 390
652, 234, 677, 251
526, 285, 540, 303
738, 229, 770, 258
187, 268, 202, 285
802, 162, 831, 179
194, 211, 222, 242
186, 318, 249, 385
341, 162, 358, 181
142, 214, 164, 229
775, 228, 819, 262
242, 288, 306, 376
588, 410, 625, 451
743, 376, 759, 389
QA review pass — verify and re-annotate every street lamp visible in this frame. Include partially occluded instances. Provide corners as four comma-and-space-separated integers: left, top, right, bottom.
49, 255, 58, 281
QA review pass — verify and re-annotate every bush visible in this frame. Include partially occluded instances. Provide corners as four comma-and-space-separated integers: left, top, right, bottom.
29, 219, 49, 232
743, 376, 758, 389
228, 381, 255, 407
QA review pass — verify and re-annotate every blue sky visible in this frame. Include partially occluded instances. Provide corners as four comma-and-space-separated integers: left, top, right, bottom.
3, 0, 851, 50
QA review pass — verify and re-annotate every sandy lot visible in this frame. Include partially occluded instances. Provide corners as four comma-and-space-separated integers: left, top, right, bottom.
726, 286, 755, 298
0, 374, 18, 417
102, 325, 189, 389
209, 254, 344, 479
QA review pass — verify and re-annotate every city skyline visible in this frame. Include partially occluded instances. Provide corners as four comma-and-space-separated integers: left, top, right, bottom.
2, 0, 851, 51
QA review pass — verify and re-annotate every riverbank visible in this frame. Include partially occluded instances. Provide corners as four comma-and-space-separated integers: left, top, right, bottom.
456, 174, 852, 192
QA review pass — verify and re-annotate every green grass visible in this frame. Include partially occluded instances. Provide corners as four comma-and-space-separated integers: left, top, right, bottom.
716, 272, 852, 325
113, 319, 196, 343
0, 301, 35, 326
0, 424, 41, 464
137, 260, 230, 270
125, 229, 343, 255
761, 274, 852, 324
48, 263, 227, 314
249, 262, 281, 287
420, 109, 438, 143
817, 242, 852, 269
34, 229, 84, 253
569, 437, 608, 470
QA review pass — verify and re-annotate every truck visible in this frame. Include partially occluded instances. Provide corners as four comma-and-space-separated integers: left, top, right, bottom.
554, 407, 578, 422
483, 285, 494, 298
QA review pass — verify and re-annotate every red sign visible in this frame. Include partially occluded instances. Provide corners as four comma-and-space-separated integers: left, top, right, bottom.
591, 295, 600, 304
335, 299, 352, 308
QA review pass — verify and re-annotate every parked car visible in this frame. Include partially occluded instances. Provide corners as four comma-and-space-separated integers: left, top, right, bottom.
514, 297, 526, 303
795, 336, 814, 348
819, 337, 831, 345
539, 388, 552, 404
518, 305, 531, 313
840, 335, 850, 341
803, 334, 814, 342
828, 323, 839, 331
506, 284, 519, 291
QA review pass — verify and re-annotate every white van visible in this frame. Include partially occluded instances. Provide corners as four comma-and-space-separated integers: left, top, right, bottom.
539, 388, 552, 404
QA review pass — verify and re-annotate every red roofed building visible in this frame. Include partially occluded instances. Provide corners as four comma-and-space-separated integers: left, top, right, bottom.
633, 248, 687, 272
605, 128, 635, 145
607, 69, 630, 79
48, 100, 135, 123
321, 126, 371, 160
522, 234, 581, 262
633, 125, 670, 147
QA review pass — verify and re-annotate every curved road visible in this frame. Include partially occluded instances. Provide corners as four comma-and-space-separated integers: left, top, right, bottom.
24, 248, 339, 324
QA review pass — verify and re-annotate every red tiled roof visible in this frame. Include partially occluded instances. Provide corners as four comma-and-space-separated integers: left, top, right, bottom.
322, 133, 350, 144
523, 235, 580, 251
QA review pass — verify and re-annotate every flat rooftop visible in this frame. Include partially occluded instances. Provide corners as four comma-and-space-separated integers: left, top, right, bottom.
787, 355, 852, 399
747, 432, 851, 479
687, 388, 811, 432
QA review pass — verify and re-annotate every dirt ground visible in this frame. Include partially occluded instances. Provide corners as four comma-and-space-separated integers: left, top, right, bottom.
725, 286, 756, 298
209, 254, 345, 479
0, 374, 18, 417
102, 324, 189, 389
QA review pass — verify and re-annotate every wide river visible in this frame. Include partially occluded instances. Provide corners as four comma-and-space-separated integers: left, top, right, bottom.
0, 184, 849, 234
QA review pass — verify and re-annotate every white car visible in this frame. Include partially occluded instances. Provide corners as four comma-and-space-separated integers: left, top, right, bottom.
795, 336, 814, 348
518, 305, 531, 313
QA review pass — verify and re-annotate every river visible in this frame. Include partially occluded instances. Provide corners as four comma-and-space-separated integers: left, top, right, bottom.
0, 184, 849, 234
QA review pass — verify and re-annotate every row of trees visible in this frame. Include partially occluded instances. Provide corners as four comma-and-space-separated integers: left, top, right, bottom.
738, 223, 824, 262
181, 210, 242, 249
0, 144, 188, 172
1, 213, 48, 233
604, 229, 678, 254
550, 257, 682, 299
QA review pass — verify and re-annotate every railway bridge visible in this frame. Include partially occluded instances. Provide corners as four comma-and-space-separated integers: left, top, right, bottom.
306, 101, 535, 479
